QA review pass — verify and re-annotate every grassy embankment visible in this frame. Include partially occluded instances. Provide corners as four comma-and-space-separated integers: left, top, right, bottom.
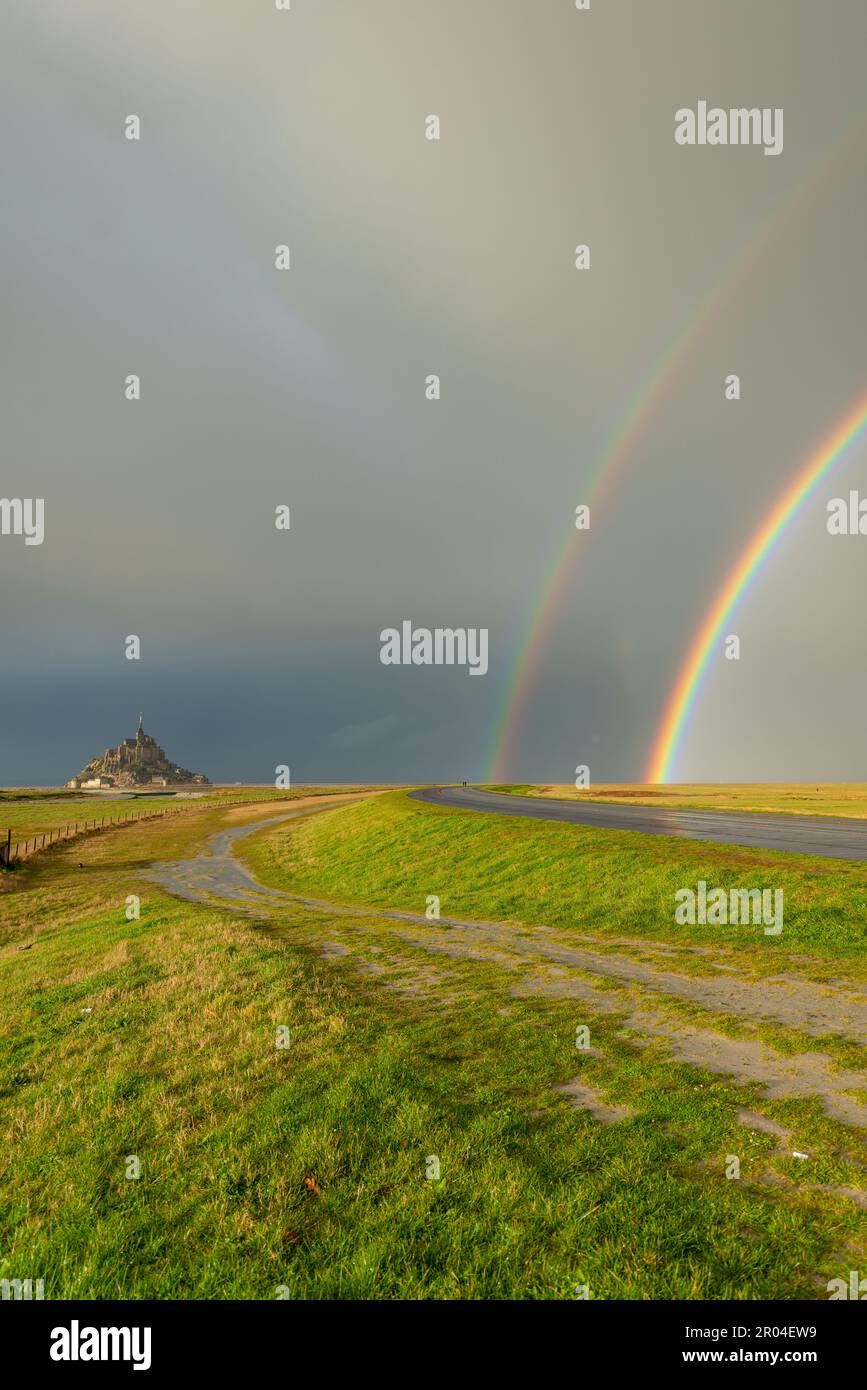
1, 788, 864, 1299
243, 791, 867, 964
237, 795, 864, 1278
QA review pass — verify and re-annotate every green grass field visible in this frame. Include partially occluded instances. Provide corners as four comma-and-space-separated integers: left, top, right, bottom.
483, 783, 867, 819
1, 788, 864, 1300
0, 784, 369, 846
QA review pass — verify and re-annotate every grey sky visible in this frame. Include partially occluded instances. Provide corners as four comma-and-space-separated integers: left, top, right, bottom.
2, 0, 866, 784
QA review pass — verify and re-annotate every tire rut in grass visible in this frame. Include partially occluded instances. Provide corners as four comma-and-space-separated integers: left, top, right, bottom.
147, 815, 867, 1133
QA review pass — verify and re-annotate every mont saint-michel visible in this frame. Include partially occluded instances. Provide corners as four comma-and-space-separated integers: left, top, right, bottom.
67, 717, 209, 789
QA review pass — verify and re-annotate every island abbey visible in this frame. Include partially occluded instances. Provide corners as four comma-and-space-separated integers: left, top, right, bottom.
67, 717, 209, 789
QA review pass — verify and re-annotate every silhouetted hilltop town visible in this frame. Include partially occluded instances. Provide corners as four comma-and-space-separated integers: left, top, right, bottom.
67, 717, 209, 789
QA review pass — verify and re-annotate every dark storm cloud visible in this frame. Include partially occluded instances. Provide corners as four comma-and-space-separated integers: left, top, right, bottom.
2, 0, 866, 784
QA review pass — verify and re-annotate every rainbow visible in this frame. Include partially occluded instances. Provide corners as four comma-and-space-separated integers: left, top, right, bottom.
647, 389, 867, 783
484, 115, 867, 783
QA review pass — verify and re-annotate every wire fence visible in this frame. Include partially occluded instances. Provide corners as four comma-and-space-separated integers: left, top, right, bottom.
0, 796, 268, 869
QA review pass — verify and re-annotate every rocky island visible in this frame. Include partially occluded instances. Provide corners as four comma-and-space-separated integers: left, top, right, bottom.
67, 717, 209, 788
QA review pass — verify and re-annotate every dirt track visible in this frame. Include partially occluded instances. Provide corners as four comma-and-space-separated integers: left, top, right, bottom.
147, 807, 867, 1134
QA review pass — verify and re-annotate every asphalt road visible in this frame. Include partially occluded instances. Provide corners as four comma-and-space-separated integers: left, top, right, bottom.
411, 786, 867, 862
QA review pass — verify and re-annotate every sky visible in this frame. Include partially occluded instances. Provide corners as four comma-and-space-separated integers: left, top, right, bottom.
2, 0, 867, 786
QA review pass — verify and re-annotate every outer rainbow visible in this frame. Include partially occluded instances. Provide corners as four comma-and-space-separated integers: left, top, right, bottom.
646, 389, 867, 783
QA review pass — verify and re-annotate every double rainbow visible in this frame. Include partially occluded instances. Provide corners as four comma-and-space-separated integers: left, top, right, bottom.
646, 390, 867, 783
484, 115, 867, 783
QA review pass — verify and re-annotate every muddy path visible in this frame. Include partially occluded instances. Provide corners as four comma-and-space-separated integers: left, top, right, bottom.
147, 808, 867, 1132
